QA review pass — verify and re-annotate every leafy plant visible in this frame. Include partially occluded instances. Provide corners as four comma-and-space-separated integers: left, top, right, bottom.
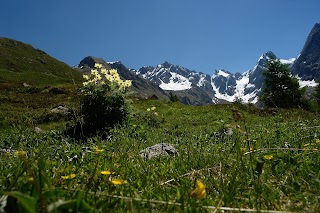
66, 64, 132, 139
169, 92, 179, 102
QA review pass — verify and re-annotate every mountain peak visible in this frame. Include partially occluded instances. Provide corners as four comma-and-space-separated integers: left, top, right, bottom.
291, 23, 320, 80
79, 56, 108, 68
313, 23, 320, 29
257, 51, 276, 66
263, 51, 276, 59
161, 61, 173, 68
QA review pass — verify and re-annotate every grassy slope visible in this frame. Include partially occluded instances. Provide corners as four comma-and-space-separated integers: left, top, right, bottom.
0, 37, 83, 130
0, 38, 83, 86
1, 99, 320, 212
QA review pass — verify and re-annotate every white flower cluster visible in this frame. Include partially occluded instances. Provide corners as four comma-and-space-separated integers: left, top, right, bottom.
82, 63, 132, 92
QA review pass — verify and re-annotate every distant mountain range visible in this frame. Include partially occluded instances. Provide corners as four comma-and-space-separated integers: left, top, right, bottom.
1, 23, 319, 105
76, 23, 320, 105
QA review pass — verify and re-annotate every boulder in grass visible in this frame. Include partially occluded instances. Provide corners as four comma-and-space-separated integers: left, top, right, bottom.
51, 105, 70, 114
23, 82, 31, 87
34, 127, 43, 133
140, 143, 179, 159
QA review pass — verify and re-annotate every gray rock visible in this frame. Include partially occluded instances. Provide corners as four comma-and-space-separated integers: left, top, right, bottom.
34, 127, 43, 133
51, 105, 70, 114
224, 128, 233, 136
140, 143, 179, 159
211, 127, 233, 139
23, 82, 31, 87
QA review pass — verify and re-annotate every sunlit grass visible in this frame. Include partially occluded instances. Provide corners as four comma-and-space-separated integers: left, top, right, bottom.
1, 100, 320, 212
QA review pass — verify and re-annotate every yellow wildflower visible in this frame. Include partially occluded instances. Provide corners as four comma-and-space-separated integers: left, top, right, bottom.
95, 74, 102, 81
83, 74, 90, 80
111, 178, 128, 185
263, 155, 273, 160
151, 106, 156, 111
27, 177, 34, 182
147, 108, 151, 111
93, 147, 104, 153
61, 174, 76, 180
95, 63, 103, 69
154, 112, 158, 116
124, 80, 132, 87
91, 69, 99, 76
101, 68, 108, 75
109, 69, 118, 77
240, 148, 246, 153
106, 75, 114, 82
190, 179, 206, 199
101, 170, 114, 175
14, 150, 26, 156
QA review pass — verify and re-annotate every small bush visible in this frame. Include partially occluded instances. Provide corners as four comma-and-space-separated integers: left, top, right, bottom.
66, 64, 132, 139
169, 92, 179, 102
25, 86, 42, 94
49, 87, 67, 94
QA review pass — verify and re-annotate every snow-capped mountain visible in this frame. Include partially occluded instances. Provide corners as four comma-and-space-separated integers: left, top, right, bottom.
134, 61, 217, 105
136, 61, 211, 91
75, 23, 319, 106
132, 23, 320, 105
133, 51, 300, 105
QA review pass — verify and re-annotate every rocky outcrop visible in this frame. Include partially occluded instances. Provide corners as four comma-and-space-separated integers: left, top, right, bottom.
140, 143, 179, 159
292, 23, 320, 80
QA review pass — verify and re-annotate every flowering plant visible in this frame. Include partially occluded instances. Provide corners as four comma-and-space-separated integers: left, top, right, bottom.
81, 63, 131, 95
66, 63, 131, 139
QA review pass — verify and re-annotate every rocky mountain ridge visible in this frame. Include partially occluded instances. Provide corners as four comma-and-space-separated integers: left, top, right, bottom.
129, 23, 320, 105
131, 51, 298, 105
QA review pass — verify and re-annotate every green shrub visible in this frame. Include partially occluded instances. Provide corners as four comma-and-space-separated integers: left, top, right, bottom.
25, 86, 42, 94
49, 87, 67, 94
66, 64, 132, 139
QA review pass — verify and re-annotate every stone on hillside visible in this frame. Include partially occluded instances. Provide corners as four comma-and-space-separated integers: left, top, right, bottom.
23, 82, 31, 87
211, 127, 233, 139
51, 105, 70, 114
34, 127, 43, 133
140, 143, 179, 159
224, 128, 233, 136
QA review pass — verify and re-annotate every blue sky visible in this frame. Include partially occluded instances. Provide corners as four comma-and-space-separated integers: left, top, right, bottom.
1, 0, 320, 74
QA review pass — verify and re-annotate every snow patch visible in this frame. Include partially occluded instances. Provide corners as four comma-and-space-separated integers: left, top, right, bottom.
197, 74, 207, 87
217, 70, 230, 77
297, 78, 318, 87
107, 61, 120, 65
159, 72, 192, 91
210, 73, 259, 104
280, 58, 296, 65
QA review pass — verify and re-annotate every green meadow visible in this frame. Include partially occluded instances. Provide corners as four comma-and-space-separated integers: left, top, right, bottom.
1, 83, 320, 212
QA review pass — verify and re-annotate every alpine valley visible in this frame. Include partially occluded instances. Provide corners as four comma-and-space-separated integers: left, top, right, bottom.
76, 23, 320, 105
1, 24, 319, 106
